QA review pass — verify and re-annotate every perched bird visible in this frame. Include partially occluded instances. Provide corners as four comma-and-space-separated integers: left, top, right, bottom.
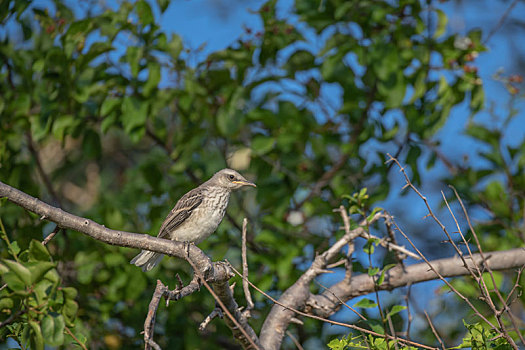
131, 168, 256, 271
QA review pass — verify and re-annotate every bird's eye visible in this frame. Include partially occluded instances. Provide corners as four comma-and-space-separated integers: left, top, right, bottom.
228, 174, 235, 180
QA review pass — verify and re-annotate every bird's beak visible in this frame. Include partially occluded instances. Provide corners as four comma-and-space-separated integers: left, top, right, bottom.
233, 180, 257, 188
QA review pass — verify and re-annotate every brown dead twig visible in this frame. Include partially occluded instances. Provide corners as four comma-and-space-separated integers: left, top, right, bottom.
186, 259, 262, 350
2, 173, 524, 349
229, 263, 439, 350
241, 218, 255, 319
386, 153, 523, 349
424, 311, 446, 350
143, 275, 200, 350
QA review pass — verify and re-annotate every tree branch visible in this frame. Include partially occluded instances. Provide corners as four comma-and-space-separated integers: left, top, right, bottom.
0, 180, 211, 273
307, 248, 525, 318
0, 180, 261, 349
259, 214, 376, 349
2, 180, 524, 350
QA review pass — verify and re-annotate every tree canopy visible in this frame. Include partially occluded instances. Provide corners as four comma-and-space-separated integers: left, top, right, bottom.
1, 0, 524, 349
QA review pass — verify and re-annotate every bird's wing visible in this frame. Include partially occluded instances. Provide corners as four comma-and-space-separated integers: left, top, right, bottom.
157, 187, 204, 239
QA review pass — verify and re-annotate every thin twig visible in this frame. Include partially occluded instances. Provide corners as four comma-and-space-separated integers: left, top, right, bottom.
313, 279, 366, 321
241, 218, 254, 317
186, 259, 262, 350
144, 280, 166, 350
65, 326, 88, 350
0, 309, 25, 328
424, 311, 445, 350
286, 331, 305, 350
337, 205, 354, 280
405, 283, 413, 340
42, 226, 62, 245
504, 266, 524, 307
228, 264, 438, 350
359, 231, 420, 260
199, 307, 223, 331
483, 0, 520, 44
386, 155, 498, 332
386, 313, 399, 350
450, 186, 524, 347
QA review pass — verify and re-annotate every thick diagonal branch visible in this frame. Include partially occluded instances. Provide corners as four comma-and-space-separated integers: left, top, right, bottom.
0, 181, 260, 348
0, 180, 211, 270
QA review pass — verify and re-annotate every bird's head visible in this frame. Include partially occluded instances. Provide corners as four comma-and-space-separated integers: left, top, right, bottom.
211, 168, 256, 190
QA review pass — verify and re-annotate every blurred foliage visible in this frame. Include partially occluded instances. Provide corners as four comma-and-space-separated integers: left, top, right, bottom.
0, 225, 84, 350
0, 0, 523, 348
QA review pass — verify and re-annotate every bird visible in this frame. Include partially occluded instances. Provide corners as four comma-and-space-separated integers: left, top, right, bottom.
130, 168, 256, 271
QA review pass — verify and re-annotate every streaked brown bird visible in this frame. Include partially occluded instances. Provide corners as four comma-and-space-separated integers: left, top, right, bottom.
131, 168, 256, 271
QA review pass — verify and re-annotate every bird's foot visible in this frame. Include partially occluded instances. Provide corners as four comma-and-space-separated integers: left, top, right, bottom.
183, 241, 194, 258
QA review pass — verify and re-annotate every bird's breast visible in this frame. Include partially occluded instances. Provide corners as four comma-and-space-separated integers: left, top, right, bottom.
171, 189, 230, 244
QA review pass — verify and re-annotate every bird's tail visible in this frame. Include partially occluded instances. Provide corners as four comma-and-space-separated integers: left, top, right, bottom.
130, 250, 164, 272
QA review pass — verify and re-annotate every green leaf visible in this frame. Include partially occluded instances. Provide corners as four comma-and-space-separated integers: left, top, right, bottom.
121, 97, 148, 134
82, 129, 102, 159
252, 136, 275, 155
27, 261, 56, 284
321, 53, 348, 83
29, 320, 44, 350
33, 59, 45, 72
285, 50, 315, 71
363, 239, 377, 254
366, 319, 385, 335
41, 314, 65, 346
465, 123, 500, 147
434, 9, 448, 38
66, 19, 91, 38
157, 0, 170, 12
2, 260, 32, 287
52, 114, 77, 140
367, 207, 382, 222
168, 34, 183, 59
143, 62, 161, 96
410, 70, 427, 102
29, 240, 51, 261
470, 84, 484, 114
34, 279, 54, 305
1, 270, 27, 292
387, 305, 407, 318
126, 46, 142, 78
9, 241, 21, 256
327, 337, 349, 350
101, 97, 120, 117
353, 298, 378, 309
136, 0, 154, 26
62, 299, 79, 323
0, 297, 14, 311
101, 114, 118, 133
377, 269, 386, 285
62, 287, 78, 300
368, 266, 380, 276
